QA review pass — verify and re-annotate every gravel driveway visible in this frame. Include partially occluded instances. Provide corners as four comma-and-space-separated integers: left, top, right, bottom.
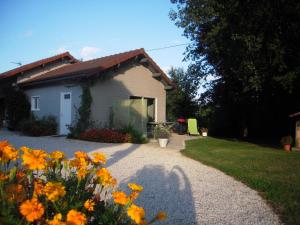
0, 131, 281, 225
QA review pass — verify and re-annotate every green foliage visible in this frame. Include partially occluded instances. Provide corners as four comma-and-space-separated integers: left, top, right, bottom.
166, 67, 199, 121
153, 124, 171, 139
68, 84, 93, 137
118, 124, 148, 144
19, 115, 57, 136
170, 0, 300, 138
4, 88, 30, 130
183, 137, 300, 225
280, 136, 293, 146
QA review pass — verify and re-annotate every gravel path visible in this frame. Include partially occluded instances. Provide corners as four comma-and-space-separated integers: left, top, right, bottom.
0, 131, 282, 225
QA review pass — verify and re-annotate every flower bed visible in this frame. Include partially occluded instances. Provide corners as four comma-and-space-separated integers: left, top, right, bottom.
78, 129, 130, 143
0, 140, 166, 224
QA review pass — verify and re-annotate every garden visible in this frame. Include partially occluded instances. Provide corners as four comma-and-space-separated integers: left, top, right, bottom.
183, 137, 300, 225
0, 140, 167, 224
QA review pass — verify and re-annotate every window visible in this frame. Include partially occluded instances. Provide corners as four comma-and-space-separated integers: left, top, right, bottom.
31, 96, 40, 111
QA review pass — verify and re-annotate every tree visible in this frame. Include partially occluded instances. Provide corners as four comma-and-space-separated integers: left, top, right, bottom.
166, 67, 199, 120
5, 87, 30, 130
170, 0, 300, 139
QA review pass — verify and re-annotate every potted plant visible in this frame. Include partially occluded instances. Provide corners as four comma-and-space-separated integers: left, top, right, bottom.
280, 135, 293, 151
154, 124, 171, 148
201, 127, 208, 137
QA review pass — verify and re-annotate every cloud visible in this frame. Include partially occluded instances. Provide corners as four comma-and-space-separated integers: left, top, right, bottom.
54, 47, 69, 54
80, 46, 100, 60
22, 30, 33, 38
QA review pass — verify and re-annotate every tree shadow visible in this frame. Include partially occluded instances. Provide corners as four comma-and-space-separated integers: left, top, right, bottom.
105, 144, 140, 167
120, 165, 198, 225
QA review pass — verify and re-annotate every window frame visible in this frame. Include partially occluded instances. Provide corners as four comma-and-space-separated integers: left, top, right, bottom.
31, 96, 40, 111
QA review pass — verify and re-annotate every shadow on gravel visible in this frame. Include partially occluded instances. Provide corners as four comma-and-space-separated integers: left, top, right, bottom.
120, 165, 197, 225
105, 144, 139, 167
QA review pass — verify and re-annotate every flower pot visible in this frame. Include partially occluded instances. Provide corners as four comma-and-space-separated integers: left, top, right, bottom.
283, 144, 291, 151
158, 138, 168, 148
202, 132, 207, 137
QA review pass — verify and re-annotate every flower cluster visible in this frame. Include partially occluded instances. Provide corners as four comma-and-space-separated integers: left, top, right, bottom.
79, 129, 130, 143
0, 140, 166, 225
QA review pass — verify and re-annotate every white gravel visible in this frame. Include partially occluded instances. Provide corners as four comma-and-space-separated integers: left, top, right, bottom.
0, 130, 282, 225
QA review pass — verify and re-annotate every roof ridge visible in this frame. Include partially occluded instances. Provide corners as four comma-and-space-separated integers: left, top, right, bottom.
82, 48, 145, 63
0, 51, 77, 78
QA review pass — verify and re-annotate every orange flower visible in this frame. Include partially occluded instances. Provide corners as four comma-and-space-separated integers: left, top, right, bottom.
91, 152, 106, 164
66, 209, 87, 225
74, 151, 89, 160
84, 199, 95, 211
112, 191, 129, 205
0, 171, 8, 181
70, 158, 88, 169
0, 144, 18, 162
22, 149, 48, 170
50, 151, 65, 160
5, 184, 26, 203
16, 170, 26, 180
96, 168, 114, 186
47, 213, 66, 225
128, 183, 143, 192
33, 179, 44, 197
127, 204, 145, 224
155, 211, 167, 221
43, 182, 66, 202
129, 191, 139, 201
77, 168, 89, 180
19, 198, 44, 222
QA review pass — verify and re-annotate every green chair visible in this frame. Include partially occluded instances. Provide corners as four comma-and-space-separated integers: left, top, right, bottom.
187, 118, 200, 135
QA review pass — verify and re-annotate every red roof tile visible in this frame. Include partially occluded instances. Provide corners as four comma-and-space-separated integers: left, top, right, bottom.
19, 48, 173, 86
0, 52, 77, 80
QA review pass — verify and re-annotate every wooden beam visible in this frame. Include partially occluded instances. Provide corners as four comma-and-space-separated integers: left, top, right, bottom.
139, 58, 148, 63
152, 73, 161, 78
164, 85, 173, 90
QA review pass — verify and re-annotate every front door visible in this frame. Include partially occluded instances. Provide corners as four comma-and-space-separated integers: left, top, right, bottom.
60, 92, 72, 135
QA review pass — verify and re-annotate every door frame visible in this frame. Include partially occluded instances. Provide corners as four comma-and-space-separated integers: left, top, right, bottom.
59, 92, 72, 135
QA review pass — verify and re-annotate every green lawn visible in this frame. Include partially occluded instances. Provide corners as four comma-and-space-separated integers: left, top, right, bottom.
183, 137, 300, 225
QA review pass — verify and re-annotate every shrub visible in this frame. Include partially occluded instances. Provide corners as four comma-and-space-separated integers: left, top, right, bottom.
280, 135, 293, 145
0, 141, 167, 224
154, 124, 171, 139
4, 88, 30, 130
119, 124, 148, 144
19, 115, 57, 136
79, 129, 129, 143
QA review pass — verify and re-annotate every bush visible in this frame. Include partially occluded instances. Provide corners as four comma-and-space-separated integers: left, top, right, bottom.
119, 125, 148, 144
154, 124, 171, 139
19, 116, 57, 136
0, 141, 167, 224
79, 129, 129, 143
4, 88, 30, 130
280, 135, 293, 145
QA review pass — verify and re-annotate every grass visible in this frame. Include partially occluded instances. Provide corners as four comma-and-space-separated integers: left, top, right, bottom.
183, 137, 300, 225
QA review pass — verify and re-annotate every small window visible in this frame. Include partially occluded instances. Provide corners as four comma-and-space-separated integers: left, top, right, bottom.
31, 96, 40, 111
64, 94, 71, 99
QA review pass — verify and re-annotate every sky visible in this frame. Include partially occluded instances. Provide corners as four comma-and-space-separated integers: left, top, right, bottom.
0, 0, 190, 74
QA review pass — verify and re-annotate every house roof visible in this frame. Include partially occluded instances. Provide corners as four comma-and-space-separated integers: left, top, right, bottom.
0, 52, 77, 80
18, 48, 173, 87
289, 112, 300, 118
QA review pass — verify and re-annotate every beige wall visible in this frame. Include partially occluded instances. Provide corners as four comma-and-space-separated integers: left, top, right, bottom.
90, 63, 166, 125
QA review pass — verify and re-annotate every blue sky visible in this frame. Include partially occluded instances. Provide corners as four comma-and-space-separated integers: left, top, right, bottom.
0, 0, 190, 73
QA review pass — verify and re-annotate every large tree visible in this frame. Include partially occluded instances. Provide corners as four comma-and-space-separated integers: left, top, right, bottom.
167, 67, 199, 120
170, 0, 300, 138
